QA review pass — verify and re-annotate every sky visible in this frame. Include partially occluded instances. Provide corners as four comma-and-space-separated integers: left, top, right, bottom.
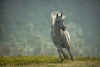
0, 0, 100, 56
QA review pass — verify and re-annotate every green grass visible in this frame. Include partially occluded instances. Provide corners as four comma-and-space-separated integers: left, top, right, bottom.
0, 56, 100, 67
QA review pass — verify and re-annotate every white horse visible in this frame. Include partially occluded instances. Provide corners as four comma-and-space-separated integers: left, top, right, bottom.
51, 12, 74, 61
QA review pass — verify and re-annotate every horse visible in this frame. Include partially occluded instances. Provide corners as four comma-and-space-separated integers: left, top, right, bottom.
51, 12, 74, 61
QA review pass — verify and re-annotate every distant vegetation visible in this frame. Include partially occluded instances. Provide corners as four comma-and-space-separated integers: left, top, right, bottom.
0, 0, 100, 57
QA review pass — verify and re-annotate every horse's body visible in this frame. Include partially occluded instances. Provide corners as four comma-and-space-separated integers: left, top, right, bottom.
51, 29, 70, 48
51, 12, 74, 61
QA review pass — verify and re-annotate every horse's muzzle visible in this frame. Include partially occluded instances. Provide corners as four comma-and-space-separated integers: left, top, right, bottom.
62, 27, 66, 31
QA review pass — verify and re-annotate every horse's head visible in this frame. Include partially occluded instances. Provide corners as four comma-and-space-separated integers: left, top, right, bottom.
54, 12, 66, 31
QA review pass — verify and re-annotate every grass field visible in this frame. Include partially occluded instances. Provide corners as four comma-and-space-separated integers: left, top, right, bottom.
0, 56, 100, 67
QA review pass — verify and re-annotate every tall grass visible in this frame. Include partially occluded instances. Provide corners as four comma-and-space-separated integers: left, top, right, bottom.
0, 56, 100, 66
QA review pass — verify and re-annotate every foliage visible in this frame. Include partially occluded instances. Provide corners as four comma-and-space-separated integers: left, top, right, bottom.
0, 0, 100, 57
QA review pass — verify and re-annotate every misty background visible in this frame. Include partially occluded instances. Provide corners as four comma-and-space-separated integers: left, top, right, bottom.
0, 0, 100, 57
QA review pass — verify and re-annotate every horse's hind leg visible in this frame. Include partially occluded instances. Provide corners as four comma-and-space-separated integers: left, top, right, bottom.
67, 46, 74, 61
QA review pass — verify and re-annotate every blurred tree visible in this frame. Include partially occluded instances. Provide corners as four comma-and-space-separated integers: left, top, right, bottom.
0, 42, 11, 56
0, 24, 4, 41
10, 33, 16, 56
25, 23, 34, 35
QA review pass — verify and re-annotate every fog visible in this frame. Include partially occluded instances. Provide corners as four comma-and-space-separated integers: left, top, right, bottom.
0, 0, 100, 57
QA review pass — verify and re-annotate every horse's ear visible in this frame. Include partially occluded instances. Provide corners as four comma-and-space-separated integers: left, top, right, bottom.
61, 13, 63, 17
56, 13, 58, 17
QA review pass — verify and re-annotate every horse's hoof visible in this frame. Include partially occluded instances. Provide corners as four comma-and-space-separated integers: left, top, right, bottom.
71, 57, 74, 61
64, 56, 68, 60
59, 59, 64, 62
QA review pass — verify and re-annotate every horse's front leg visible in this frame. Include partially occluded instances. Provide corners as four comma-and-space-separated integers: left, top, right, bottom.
57, 47, 64, 62
61, 49, 68, 60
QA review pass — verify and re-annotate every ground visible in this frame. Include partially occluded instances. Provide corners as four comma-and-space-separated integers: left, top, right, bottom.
0, 56, 100, 67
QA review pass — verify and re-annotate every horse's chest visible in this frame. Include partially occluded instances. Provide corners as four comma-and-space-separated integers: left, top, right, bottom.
51, 29, 68, 46
52, 33, 63, 45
